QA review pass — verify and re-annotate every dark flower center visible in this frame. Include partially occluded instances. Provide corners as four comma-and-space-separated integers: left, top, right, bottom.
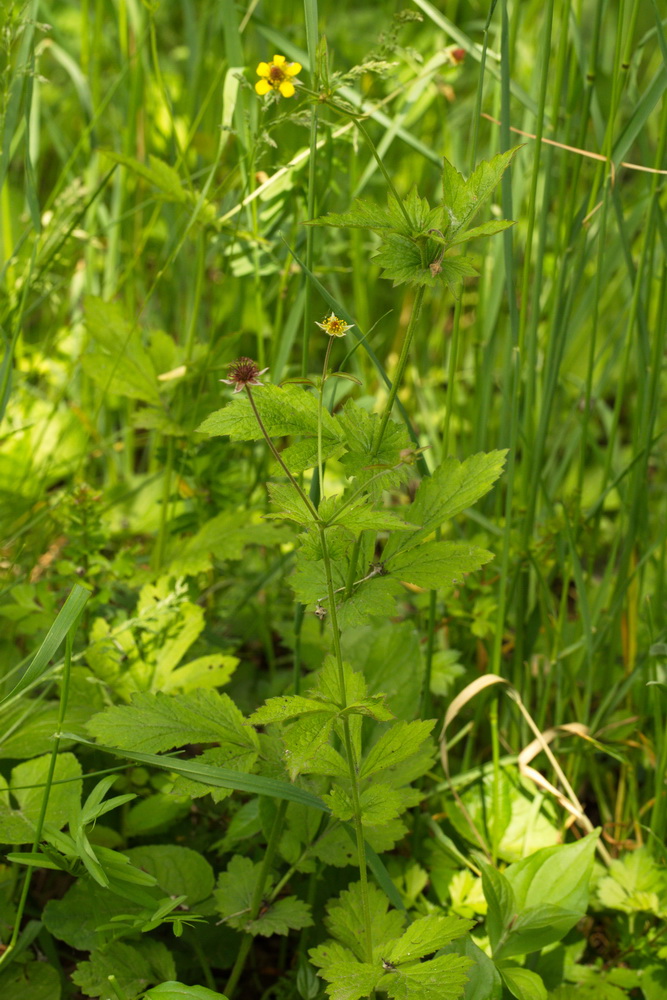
228, 357, 259, 382
269, 65, 285, 82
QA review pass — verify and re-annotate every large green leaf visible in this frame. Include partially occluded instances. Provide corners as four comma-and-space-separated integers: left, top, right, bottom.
386, 541, 494, 590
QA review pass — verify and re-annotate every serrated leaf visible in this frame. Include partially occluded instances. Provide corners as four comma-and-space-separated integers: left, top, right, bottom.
282, 715, 337, 780
266, 482, 316, 524
358, 784, 405, 826
325, 882, 406, 961
386, 541, 493, 590
384, 451, 507, 558
83, 297, 161, 404
327, 497, 418, 534
214, 855, 311, 937
250, 695, 337, 726
318, 962, 384, 1000
341, 697, 394, 722
311, 656, 368, 708
447, 218, 515, 247
384, 915, 474, 965
0, 962, 61, 1000
360, 721, 436, 779
72, 940, 159, 998
248, 895, 313, 936
441, 147, 520, 238
307, 199, 398, 232
380, 953, 472, 999
198, 383, 340, 444
86, 689, 258, 756
337, 577, 403, 628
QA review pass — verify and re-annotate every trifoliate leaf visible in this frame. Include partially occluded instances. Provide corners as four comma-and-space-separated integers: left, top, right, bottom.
360, 720, 436, 779
384, 451, 507, 559
87, 689, 259, 755
214, 854, 311, 937
386, 541, 493, 590
383, 915, 473, 964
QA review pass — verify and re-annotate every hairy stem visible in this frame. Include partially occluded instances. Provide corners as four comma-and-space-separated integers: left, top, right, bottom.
224, 799, 289, 998
318, 524, 374, 962
372, 285, 425, 456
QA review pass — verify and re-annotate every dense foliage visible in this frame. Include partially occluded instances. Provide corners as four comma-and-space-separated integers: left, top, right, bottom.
1, 2, 666, 999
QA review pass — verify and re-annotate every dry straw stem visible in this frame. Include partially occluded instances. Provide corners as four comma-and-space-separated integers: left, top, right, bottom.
482, 113, 667, 177
440, 674, 613, 867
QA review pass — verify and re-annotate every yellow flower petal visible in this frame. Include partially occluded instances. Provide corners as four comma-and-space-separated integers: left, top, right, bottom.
285, 62, 302, 77
256, 62, 270, 77
255, 79, 271, 95
272, 54, 286, 66
279, 79, 295, 98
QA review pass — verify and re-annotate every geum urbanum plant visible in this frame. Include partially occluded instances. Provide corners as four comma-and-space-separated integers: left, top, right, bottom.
82, 149, 517, 1000
196, 150, 516, 998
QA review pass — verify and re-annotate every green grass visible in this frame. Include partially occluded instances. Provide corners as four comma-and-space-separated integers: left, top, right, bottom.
1, 0, 666, 997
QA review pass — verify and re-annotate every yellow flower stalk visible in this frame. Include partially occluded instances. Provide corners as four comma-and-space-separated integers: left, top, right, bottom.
255, 54, 302, 98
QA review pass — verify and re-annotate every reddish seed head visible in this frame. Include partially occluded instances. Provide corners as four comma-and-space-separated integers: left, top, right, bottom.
220, 357, 269, 393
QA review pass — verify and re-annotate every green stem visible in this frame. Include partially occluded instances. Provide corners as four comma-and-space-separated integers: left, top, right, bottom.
318, 524, 373, 963
318, 336, 335, 493
224, 799, 289, 998
372, 286, 425, 455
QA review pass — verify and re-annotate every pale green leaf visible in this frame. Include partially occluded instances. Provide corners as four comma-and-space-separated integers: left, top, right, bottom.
247, 895, 313, 936
250, 695, 337, 726
447, 218, 515, 247
336, 577, 403, 629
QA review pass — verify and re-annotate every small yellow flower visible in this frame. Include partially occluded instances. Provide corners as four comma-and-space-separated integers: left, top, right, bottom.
255, 54, 302, 98
315, 313, 354, 338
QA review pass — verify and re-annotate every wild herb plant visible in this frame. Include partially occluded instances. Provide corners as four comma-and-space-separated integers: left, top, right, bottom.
2, 2, 667, 999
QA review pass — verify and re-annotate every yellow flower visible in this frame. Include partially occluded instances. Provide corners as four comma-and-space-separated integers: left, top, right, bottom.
315, 313, 354, 338
255, 54, 302, 98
